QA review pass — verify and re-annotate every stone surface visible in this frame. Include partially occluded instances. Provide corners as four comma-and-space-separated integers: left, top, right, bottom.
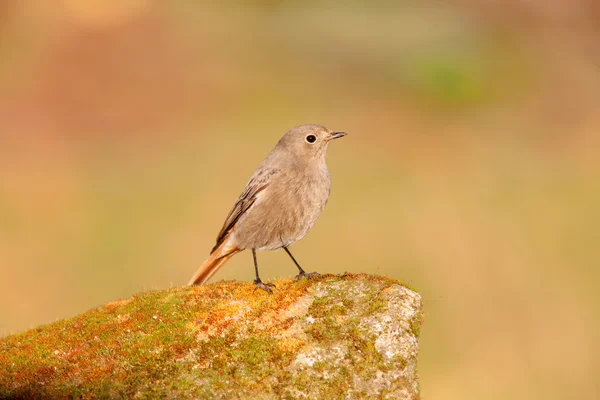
0, 274, 423, 399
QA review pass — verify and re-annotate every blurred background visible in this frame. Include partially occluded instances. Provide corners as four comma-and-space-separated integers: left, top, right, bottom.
1, 1, 598, 399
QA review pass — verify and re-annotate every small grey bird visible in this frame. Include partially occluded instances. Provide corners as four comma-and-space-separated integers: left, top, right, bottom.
188, 124, 346, 292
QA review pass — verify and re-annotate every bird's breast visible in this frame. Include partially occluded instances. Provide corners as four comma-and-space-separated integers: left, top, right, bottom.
233, 164, 332, 251
279, 165, 331, 244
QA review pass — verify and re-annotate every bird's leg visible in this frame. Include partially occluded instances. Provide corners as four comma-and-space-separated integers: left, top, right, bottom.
252, 249, 275, 293
283, 247, 319, 281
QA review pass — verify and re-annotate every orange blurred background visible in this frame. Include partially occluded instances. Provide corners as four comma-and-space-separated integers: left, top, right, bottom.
1, 1, 598, 399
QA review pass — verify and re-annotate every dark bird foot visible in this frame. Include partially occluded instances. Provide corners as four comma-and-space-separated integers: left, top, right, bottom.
254, 279, 276, 293
295, 271, 320, 281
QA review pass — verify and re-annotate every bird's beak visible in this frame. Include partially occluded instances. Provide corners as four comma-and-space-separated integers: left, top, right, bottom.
325, 131, 347, 141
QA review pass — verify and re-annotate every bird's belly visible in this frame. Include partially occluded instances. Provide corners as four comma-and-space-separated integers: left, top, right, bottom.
260, 209, 319, 250
236, 176, 330, 251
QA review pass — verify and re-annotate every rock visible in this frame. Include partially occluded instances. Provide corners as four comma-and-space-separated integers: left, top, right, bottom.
0, 274, 423, 399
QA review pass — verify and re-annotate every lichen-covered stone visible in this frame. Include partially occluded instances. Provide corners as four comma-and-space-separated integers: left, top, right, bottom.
0, 274, 423, 399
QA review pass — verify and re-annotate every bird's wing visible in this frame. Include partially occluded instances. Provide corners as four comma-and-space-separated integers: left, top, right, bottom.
212, 168, 281, 252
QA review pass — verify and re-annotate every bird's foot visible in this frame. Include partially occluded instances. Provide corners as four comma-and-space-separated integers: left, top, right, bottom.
295, 271, 320, 281
254, 279, 276, 293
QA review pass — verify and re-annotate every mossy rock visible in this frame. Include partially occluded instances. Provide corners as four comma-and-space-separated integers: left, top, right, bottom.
0, 274, 423, 399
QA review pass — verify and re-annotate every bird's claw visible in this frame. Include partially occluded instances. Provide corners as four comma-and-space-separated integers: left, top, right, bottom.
254, 280, 276, 293
295, 271, 320, 281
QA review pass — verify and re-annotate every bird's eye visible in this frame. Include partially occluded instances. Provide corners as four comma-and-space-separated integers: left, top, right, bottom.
306, 135, 316, 143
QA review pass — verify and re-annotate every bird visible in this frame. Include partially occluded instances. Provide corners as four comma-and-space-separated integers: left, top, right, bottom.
188, 124, 347, 292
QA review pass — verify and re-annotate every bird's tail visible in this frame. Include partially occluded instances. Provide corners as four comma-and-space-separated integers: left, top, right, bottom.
188, 240, 239, 286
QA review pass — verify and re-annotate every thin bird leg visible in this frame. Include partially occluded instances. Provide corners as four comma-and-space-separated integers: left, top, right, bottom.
252, 249, 276, 293
283, 247, 319, 281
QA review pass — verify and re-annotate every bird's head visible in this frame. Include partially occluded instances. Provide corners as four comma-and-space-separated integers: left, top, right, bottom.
277, 124, 347, 161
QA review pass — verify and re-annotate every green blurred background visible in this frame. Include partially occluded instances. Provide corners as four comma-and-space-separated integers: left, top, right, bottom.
1, 1, 599, 399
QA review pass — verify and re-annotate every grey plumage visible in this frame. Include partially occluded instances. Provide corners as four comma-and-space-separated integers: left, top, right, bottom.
188, 124, 346, 290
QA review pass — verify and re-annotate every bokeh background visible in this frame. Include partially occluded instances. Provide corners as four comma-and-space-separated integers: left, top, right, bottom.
1, 1, 599, 399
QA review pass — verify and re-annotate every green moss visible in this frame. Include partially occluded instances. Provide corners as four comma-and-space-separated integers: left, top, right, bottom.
307, 295, 331, 318
306, 316, 343, 342
366, 293, 387, 315
410, 312, 425, 337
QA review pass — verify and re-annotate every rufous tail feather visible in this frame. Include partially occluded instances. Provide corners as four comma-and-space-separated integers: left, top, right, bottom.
188, 241, 238, 286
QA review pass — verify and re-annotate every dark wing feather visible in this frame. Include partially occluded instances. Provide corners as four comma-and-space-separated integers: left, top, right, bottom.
211, 170, 277, 252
